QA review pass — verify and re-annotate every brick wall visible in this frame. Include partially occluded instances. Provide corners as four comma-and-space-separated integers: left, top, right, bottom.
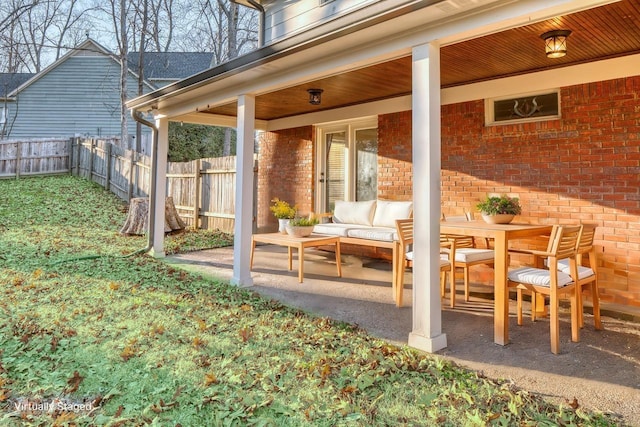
256, 76, 640, 308
378, 111, 413, 200
257, 126, 314, 232
441, 76, 640, 308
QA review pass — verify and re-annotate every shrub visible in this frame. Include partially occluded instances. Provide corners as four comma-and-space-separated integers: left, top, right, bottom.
476, 195, 522, 215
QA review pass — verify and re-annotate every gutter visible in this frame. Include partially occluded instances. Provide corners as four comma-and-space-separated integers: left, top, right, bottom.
130, 110, 159, 254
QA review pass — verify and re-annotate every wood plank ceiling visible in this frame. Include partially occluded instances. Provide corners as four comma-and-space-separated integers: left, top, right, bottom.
203, 0, 640, 121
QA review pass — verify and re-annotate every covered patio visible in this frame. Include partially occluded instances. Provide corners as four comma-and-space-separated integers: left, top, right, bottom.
127, 0, 640, 354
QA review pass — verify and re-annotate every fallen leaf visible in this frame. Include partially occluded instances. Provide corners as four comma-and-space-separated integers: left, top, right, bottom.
66, 370, 84, 393
568, 397, 579, 410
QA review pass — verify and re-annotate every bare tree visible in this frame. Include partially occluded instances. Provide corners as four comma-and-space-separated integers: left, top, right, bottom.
0, 0, 91, 73
0, 0, 39, 72
0, 0, 37, 34
182, 0, 257, 155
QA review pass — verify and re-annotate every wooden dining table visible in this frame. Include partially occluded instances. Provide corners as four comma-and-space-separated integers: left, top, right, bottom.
440, 220, 553, 345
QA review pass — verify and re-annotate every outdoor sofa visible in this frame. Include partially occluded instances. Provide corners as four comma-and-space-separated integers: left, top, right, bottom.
313, 199, 413, 248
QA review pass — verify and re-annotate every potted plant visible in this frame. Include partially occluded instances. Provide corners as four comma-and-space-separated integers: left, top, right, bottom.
285, 216, 319, 237
476, 195, 522, 224
270, 198, 297, 233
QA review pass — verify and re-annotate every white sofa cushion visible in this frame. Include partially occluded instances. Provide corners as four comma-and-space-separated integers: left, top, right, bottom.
372, 200, 413, 228
333, 200, 376, 226
313, 223, 355, 237
346, 227, 397, 242
508, 267, 574, 288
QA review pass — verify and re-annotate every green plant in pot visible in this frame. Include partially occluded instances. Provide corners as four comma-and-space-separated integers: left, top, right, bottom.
270, 198, 297, 233
476, 195, 522, 224
286, 216, 319, 237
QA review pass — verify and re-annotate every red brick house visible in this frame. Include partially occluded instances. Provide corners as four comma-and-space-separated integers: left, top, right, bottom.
127, 0, 640, 352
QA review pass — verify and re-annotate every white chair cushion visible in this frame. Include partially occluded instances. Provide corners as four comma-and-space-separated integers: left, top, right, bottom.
454, 248, 494, 263
313, 223, 355, 237
508, 267, 574, 288
346, 227, 397, 242
556, 259, 595, 280
406, 251, 414, 261
372, 200, 413, 228
333, 200, 376, 226
440, 259, 450, 268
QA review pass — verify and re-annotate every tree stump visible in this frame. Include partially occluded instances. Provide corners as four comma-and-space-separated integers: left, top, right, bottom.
120, 197, 186, 235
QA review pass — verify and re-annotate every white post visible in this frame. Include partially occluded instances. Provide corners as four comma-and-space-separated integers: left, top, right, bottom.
408, 41, 447, 352
151, 117, 168, 258
232, 95, 255, 287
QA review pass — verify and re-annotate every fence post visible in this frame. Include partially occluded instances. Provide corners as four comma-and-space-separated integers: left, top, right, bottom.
15, 141, 21, 179
75, 138, 81, 176
87, 139, 95, 182
104, 142, 112, 190
194, 159, 201, 228
67, 138, 73, 175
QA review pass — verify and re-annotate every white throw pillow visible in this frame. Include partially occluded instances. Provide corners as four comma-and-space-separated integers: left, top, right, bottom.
333, 200, 376, 226
372, 200, 413, 228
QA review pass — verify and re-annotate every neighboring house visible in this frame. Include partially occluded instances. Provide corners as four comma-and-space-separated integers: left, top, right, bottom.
127, 0, 640, 352
0, 39, 213, 141
0, 73, 32, 136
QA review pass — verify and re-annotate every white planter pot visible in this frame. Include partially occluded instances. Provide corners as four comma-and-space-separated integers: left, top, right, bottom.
278, 218, 290, 234
286, 225, 314, 237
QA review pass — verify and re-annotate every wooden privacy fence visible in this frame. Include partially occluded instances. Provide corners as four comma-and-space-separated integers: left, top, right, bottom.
0, 137, 254, 233
0, 138, 71, 178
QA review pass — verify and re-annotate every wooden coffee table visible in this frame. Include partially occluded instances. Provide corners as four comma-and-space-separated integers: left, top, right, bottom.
250, 233, 342, 283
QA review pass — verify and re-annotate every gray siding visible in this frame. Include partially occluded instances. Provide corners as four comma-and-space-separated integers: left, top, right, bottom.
4, 54, 148, 140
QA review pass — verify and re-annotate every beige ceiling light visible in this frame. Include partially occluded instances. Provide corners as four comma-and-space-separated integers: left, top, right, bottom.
541, 30, 572, 58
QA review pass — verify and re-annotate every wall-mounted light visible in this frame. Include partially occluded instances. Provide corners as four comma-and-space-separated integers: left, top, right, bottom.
540, 30, 572, 58
307, 89, 323, 105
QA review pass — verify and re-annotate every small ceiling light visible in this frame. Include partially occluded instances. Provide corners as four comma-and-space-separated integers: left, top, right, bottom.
541, 29, 572, 58
307, 89, 323, 105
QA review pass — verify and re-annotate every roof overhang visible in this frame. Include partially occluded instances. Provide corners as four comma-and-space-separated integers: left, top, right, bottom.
127, 0, 626, 127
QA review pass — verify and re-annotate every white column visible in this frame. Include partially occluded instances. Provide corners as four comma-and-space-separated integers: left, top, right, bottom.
408, 41, 447, 352
231, 94, 255, 287
150, 117, 168, 258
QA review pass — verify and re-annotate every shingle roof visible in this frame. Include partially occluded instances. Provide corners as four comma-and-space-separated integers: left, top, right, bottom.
127, 52, 214, 81
0, 73, 34, 95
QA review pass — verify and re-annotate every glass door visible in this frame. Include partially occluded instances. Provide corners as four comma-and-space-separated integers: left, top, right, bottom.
316, 118, 378, 213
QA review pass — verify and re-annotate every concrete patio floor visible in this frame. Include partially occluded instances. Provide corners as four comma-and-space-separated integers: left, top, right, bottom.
165, 244, 640, 426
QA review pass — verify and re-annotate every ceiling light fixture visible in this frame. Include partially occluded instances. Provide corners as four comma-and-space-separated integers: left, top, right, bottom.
307, 89, 323, 105
541, 30, 572, 58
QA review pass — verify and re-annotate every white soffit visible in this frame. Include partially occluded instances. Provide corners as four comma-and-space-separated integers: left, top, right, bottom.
267, 53, 639, 130
442, 53, 640, 105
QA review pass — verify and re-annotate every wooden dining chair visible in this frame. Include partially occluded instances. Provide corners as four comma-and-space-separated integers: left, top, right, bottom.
507, 224, 582, 354
394, 219, 456, 308
554, 224, 602, 330
441, 213, 495, 302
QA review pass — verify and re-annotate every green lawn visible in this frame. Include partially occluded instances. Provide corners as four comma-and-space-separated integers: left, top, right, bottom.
0, 175, 615, 425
